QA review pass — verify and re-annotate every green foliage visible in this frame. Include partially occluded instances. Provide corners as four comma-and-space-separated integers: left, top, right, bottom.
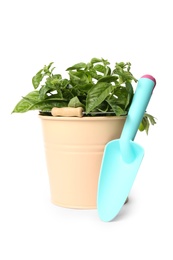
139, 113, 157, 134
12, 57, 157, 134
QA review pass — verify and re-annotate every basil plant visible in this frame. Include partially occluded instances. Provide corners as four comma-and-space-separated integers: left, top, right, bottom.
13, 57, 156, 134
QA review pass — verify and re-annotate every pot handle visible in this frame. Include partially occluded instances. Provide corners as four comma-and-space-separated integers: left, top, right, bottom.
51, 107, 84, 117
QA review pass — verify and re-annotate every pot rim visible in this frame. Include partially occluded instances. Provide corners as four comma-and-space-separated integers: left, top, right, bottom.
38, 115, 126, 121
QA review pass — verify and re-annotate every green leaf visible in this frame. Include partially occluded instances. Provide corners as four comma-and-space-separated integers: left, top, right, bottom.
86, 82, 115, 114
32, 70, 43, 89
139, 113, 157, 134
68, 96, 84, 108
139, 122, 145, 131
113, 62, 138, 83
61, 78, 70, 88
101, 58, 110, 66
68, 70, 88, 85
88, 68, 101, 80
39, 85, 52, 100
138, 112, 157, 135
143, 117, 150, 134
95, 101, 110, 113
144, 113, 157, 125
111, 105, 126, 116
124, 82, 134, 109
31, 100, 68, 112
12, 91, 40, 113
68, 71, 92, 87
43, 62, 54, 74
113, 87, 129, 106
106, 95, 127, 116
39, 74, 66, 100
66, 62, 87, 71
62, 88, 75, 100
90, 58, 102, 64
48, 74, 62, 84
44, 74, 62, 91
32, 62, 55, 89
105, 66, 111, 76
98, 75, 118, 83
117, 62, 125, 68
42, 96, 67, 101
74, 83, 93, 93
94, 64, 106, 74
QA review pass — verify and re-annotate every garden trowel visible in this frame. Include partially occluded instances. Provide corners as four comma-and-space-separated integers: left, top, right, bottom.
97, 75, 156, 222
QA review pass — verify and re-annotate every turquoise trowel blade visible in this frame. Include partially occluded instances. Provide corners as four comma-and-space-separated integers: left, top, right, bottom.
97, 139, 144, 222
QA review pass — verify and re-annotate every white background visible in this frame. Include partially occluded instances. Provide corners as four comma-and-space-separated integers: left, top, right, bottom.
0, 0, 172, 259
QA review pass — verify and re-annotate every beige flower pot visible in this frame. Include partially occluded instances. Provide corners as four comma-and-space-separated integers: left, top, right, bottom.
39, 115, 126, 209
